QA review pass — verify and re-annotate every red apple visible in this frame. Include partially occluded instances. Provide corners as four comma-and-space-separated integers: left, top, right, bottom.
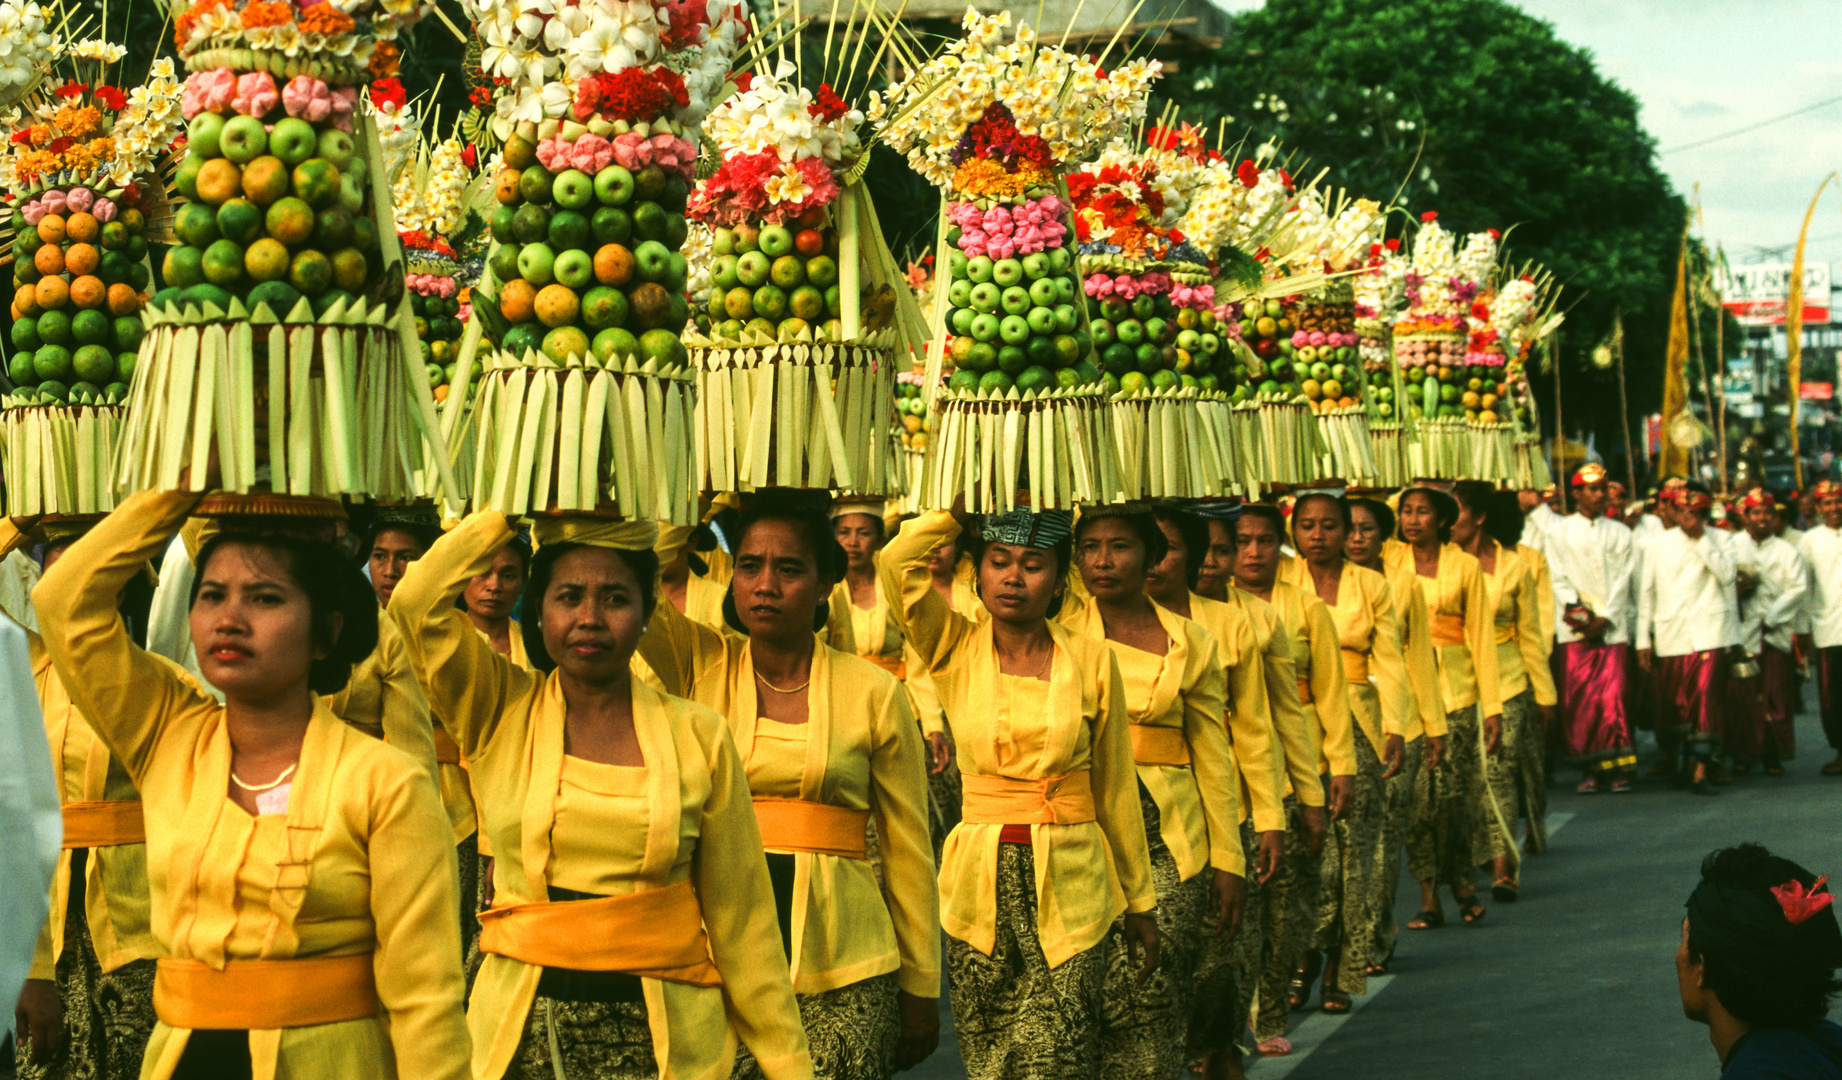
794, 229, 824, 257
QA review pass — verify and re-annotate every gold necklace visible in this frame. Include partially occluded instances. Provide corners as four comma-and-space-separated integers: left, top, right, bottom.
753, 668, 811, 694
231, 761, 298, 793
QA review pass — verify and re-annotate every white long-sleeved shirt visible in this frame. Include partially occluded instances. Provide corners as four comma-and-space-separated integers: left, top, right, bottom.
1638, 527, 1739, 656
1523, 503, 1561, 552
1799, 525, 1842, 649
1782, 527, 1813, 636
1733, 531, 1809, 654
1545, 513, 1638, 645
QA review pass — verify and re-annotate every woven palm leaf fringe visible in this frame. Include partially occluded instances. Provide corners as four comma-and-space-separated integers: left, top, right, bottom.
1513, 435, 1551, 490
466, 349, 696, 525
686, 335, 900, 496
115, 300, 442, 501
1, 405, 123, 516
918, 388, 1120, 512
1194, 396, 1246, 497
1109, 389, 1227, 500
1243, 400, 1317, 488
1368, 422, 1408, 490
1313, 409, 1380, 485
899, 446, 926, 514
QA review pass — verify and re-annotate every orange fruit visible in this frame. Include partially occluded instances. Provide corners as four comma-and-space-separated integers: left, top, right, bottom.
195, 158, 243, 205
495, 168, 523, 205
35, 275, 68, 309
499, 278, 537, 324
64, 212, 98, 243
33, 243, 63, 276
534, 284, 580, 328
36, 214, 65, 244
64, 242, 98, 276
69, 275, 106, 309
433, 384, 450, 402
14, 287, 38, 317
106, 283, 140, 316
593, 244, 634, 286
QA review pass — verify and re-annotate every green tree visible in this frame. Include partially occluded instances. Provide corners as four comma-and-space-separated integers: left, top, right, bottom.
1162, 0, 1684, 451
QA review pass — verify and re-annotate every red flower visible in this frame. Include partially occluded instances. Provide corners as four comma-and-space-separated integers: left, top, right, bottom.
1385, 237, 1401, 251
810, 82, 850, 123
1420, 210, 1438, 222
469, 84, 495, 107
8, 129, 31, 145
54, 80, 84, 99
1235, 159, 1259, 188
1487, 228, 1500, 239
370, 77, 407, 111
733, 71, 753, 93
1277, 168, 1293, 191
574, 67, 688, 123
93, 85, 126, 110
45, 136, 73, 155
461, 145, 477, 169
659, 0, 710, 51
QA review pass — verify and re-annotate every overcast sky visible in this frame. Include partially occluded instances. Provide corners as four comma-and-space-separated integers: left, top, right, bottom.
1212, 0, 1842, 275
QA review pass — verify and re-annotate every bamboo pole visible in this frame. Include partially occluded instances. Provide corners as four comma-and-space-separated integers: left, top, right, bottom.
1787, 173, 1834, 491
1612, 312, 1636, 495
1552, 330, 1567, 514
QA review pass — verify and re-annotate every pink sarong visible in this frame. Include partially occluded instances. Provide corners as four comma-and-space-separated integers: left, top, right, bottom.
1724, 646, 1795, 761
1655, 649, 1725, 760
1558, 640, 1636, 775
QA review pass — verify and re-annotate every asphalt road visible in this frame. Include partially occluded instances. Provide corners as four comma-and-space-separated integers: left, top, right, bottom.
913, 685, 1842, 1080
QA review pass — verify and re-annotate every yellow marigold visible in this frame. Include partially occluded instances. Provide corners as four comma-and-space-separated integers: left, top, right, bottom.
13, 148, 54, 181
951, 158, 1029, 201
296, 3, 353, 34
239, 1, 293, 29
53, 104, 102, 140
62, 136, 113, 175
367, 40, 400, 77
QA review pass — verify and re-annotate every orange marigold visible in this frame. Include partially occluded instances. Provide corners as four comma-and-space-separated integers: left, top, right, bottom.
367, 40, 401, 77
53, 104, 102, 139
950, 157, 1053, 201
13, 148, 54, 181
22, 124, 49, 147
296, 3, 353, 34
239, 0, 293, 28
62, 137, 113, 175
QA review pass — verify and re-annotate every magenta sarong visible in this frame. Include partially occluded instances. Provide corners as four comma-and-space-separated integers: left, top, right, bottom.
1558, 640, 1636, 775
1656, 650, 1725, 760
1725, 647, 1796, 761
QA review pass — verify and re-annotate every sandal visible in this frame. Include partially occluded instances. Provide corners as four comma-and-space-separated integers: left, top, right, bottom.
1365, 959, 1389, 977
1491, 877, 1519, 903
1255, 1037, 1293, 1057
1321, 988, 1352, 1014
1458, 896, 1487, 924
1287, 951, 1324, 1009
1407, 909, 1444, 930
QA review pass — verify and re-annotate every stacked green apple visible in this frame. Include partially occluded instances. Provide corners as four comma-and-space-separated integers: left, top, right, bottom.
940, 247, 1097, 396
1233, 297, 1299, 401
896, 369, 929, 451
703, 210, 842, 339
161, 108, 380, 315
409, 289, 472, 407
1087, 294, 1225, 396
481, 134, 690, 369
8, 193, 151, 405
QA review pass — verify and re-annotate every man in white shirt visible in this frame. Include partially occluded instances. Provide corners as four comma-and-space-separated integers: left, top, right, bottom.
1731, 488, 1807, 773
1797, 479, 1842, 776
1519, 486, 1560, 552
1546, 464, 1640, 792
1637, 482, 1740, 795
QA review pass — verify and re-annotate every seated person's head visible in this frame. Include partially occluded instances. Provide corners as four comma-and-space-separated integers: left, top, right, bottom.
1680, 843, 1842, 1031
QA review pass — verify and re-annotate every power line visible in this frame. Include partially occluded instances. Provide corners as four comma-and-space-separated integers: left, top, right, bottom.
1661, 94, 1842, 156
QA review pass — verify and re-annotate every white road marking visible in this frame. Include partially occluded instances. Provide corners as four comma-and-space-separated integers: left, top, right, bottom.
1243, 810, 1574, 1077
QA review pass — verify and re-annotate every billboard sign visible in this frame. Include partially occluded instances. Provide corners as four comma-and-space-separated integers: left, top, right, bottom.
1717, 261, 1831, 326
1801, 381, 1834, 401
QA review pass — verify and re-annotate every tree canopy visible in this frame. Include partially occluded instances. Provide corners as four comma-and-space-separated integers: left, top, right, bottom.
1161, 0, 1687, 447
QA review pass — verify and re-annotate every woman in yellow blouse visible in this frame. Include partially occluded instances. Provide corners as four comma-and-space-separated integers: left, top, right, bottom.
391, 511, 812, 1080
462, 537, 530, 666
1391, 485, 1504, 929
1284, 492, 1411, 1012
1451, 482, 1557, 901
1344, 497, 1443, 974
9, 522, 160, 1080
635, 497, 940, 1079
881, 508, 1159, 1080
34, 490, 470, 1080
1065, 507, 1243, 1079
656, 521, 733, 631
1143, 505, 1288, 1074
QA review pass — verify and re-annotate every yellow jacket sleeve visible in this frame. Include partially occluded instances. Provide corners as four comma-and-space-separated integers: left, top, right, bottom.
370, 623, 440, 782
693, 707, 819, 1079
1464, 561, 1504, 718
1265, 620, 1325, 806
386, 511, 537, 759
1366, 575, 1413, 741
1182, 637, 1244, 876
868, 678, 943, 997
34, 490, 210, 786
1096, 656, 1158, 916
1304, 600, 1357, 777
1515, 561, 1558, 707
1222, 613, 1284, 833
904, 647, 947, 737
365, 747, 475, 1080
1402, 584, 1448, 738
880, 512, 982, 670
1530, 545, 1556, 643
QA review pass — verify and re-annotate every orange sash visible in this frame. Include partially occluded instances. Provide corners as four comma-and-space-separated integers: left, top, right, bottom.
862, 654, 907, 680
1296, 677, 1313, 704
1340, 648, 1370, 685
154, 955, 379, 1030
1129, 725, 1192, 767
751, 797, 870, 859
477, 879, 721, 987
431, 727, 462, 766
60, 800, 145, 848
961, 770, 1096, 826
1431, 614, 1466, 647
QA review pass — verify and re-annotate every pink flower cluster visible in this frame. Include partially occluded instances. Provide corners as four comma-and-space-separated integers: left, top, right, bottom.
948, 195, 1068, 259
20, 185, 115, 224
1463, 351, 1506, 368
1290, 329, 1359, 349
615, 131, 697, 179
181, 67, 356, 131
407, 274, 458, 298
1169, 283, 1214, 310
536, 134, 617, 174
1084, 270, 1170, 301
